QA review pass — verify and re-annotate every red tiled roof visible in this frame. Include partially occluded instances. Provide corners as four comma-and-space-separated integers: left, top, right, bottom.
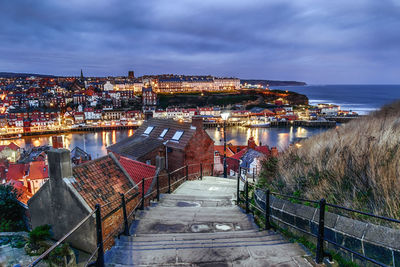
7, 179, 33, 206
7, 163, 26, 181
26, 161, 48, 180
71, 154, 135, 216
231, 148, 248, 160
7, 142, 20, 150
118, 156, 156, 195
255, 146, 271, 156
214, 145, 235, 157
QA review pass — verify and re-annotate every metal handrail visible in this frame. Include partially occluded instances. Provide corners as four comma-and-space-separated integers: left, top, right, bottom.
247, 185, 400, 266
84, 246, 99, 267
326, 202, 400, 224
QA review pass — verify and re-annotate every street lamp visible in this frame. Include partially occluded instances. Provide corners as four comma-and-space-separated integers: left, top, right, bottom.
221, 112, 230, 178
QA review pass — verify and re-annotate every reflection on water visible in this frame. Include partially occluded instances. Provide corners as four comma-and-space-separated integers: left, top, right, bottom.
207, 126, 327, 150
0, 126, 328, 159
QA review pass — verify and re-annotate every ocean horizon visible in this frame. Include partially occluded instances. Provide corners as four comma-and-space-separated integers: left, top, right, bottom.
271, 84, 400, 115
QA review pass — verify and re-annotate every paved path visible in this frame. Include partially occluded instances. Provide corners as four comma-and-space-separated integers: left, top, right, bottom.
105, 176, 311, 266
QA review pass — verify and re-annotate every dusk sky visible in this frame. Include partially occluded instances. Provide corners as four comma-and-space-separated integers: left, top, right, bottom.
0, 0, 399, 84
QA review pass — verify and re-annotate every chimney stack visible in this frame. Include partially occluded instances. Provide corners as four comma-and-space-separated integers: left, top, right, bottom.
247, 137, 256, 149
144, 110, 153, 120
271, 147, 279, 157
191, 115, 203, 130
48, 149, 73, 183
155, 155, 165, 171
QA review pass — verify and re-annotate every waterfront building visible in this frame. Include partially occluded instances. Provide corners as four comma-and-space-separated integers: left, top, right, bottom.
156, 75, 239, 93
214, 78, 240, 91
318, 104, 340, 116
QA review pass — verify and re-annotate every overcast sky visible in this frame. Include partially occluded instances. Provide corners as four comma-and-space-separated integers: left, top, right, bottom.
0, 0, 399, 84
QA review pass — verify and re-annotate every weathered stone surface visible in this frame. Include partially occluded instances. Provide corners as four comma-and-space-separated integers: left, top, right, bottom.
334, 215, 368, 238
363, 241, 393, 266
271, 197, 286, 210
363, 223, 400, 250
312, 211, 338, 229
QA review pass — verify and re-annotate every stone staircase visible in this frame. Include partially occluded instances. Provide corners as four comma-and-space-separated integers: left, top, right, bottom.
105, 176, 311, 266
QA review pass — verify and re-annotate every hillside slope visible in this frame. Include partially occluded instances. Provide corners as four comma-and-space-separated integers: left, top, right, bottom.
260, 101, 400, 220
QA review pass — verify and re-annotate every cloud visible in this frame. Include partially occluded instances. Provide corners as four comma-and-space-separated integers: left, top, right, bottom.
0, 0, 399, 83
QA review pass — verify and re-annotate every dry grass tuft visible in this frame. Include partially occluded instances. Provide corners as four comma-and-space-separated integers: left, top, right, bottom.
261, 100, 400, 220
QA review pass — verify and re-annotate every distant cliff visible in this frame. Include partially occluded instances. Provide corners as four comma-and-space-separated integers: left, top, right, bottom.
0, 72, 55, 78
241, 79, 307, 87
158, 90, 308, 109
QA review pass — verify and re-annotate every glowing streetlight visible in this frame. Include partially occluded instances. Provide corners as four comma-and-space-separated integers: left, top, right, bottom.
221, 112, 230, 178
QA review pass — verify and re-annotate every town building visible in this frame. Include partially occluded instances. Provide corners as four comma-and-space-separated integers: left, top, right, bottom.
107, 117, 214, 172
0, 143, 20, 162
142, 86, 157, 111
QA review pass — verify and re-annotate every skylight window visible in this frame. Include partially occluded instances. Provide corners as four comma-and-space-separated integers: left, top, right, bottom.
160, 128, 168, 138
143, 126, 154, 135
171, 130, 184, 141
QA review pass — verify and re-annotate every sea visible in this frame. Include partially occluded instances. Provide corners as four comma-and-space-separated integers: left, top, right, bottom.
270, 84, 400, 115
1, 85, 399, 158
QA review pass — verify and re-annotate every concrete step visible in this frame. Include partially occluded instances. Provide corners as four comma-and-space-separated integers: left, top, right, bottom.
122, 229, 276, 242
132, 219, 255, 234
105, 242, 308, 266
137, 206, 248, 220
115, 232, 284, 250
105, 178, 310, 267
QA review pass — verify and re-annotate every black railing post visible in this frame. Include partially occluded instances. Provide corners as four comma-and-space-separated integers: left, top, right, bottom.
95, 204, 104, 267
200, 163, 203, 180
186, 165, 188, 180
236, 168, 240, 205
316, 198, 326, 264
168, 172, 171, 193
156, 174, 160, 201
211, 163, 214, 176
140, 178, 145, 210
252, 169, 255, 182
120, 193, 129, 236
265, 189, 271, 230
245, 179, 249, 213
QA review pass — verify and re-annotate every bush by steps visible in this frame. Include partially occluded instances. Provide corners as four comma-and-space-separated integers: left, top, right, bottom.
259, 101, 400, 221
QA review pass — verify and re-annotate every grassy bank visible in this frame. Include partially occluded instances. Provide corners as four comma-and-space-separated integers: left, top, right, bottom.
259, 101, 400, 221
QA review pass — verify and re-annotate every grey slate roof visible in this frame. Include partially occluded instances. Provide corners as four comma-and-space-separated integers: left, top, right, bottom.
107, 118, 198, 159
240, 149, 264, 169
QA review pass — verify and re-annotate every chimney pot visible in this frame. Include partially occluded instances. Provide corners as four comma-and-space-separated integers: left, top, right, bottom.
191, 115, 203, 130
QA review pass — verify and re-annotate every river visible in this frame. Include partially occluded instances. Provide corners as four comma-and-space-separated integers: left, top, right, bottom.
0, 126, 328, 159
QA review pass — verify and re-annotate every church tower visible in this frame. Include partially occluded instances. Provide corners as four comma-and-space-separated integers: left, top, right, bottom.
80, 69, 84, 83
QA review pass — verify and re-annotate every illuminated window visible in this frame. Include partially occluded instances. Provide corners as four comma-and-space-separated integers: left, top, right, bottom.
160, 128, 168, 138
143, 126, 154, 135
171, 130, 184, 141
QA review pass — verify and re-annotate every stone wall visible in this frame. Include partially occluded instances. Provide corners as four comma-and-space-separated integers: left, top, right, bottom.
254, 190, 400, 266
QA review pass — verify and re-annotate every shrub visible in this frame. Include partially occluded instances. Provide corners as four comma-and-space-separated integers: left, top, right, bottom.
29, 224, 51, 246
0, 184, 26, 232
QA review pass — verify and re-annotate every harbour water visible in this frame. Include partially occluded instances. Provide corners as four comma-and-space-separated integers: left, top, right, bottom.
0, 126, 327, 159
